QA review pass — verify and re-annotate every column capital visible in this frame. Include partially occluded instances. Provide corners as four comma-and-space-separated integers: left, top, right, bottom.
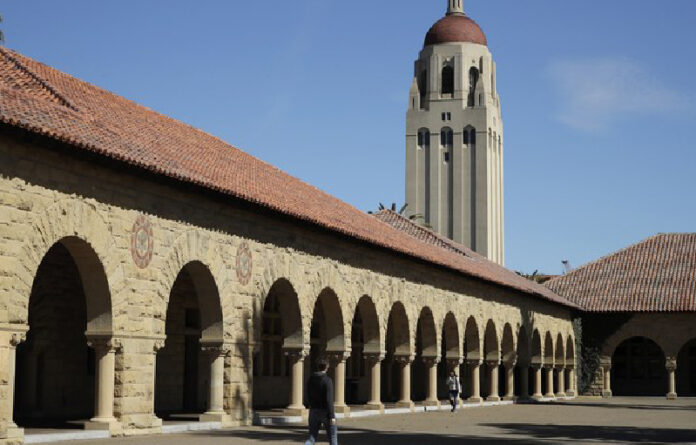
665, 357, 677, 372
327, 351, 351, 365
87, 337, 122, 353
201, 341, 234, 358
363, 352, 385, 365
394, 354, 414, 365
447, 357, 463, 368
554, 363, 565, 370
284, 349, 308, 361
422, 356, 441, 367
503, 358, 517, 368
486, 359, 501, 367
8, 331, 26, 347
530, 363, 542, 370
466, 358, 483, 366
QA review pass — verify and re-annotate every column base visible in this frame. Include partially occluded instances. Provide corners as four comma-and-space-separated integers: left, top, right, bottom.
423, 400, 441, 408
199, 412, 232, 423
365, 403, 385, 414
566, 390, 576, 397
667, 392, 678, 400
503, 395, 516, 401
601, 390, 612, 398
284, 407, 308, 418
85, 417, 120, 434
466, 396, 483, 404
395, 401, 415, 411
486, 395, 501, 402
1, 425, 24, 444
531, 394, 544, 401
544, 393, 555, 398
334, 404, 350, 416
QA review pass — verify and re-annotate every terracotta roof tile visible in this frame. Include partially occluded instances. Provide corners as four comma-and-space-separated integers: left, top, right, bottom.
0, 47, 576, 308
546, 233, 696, 312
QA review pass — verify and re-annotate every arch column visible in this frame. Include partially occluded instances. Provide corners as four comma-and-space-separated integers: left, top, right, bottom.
200, 343, 232, 422
600, 358, 612, 398
486, 360, 501, 402
0, 331, 25, 443
285, 349, 308, 416
666, 357, 677, 400
544, 365, 555, 398
467, 359, 482, 403
395, 355, 415, 410
503, 359, 516, 400
85, 337, 120, 432
531, 364, 543, 400
364, 353, 384, 412
566, 366, 576, 397
423, 357, 441, 407
555, 365, 566, 398
328, 352, 351, 415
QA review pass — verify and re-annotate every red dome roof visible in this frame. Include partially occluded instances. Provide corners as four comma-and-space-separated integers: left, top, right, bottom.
424, 14, 487, 47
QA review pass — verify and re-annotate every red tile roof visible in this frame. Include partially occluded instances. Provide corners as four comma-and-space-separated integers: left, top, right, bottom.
424, 14, 487, 47
546, 233, 696, 312
0, 47, 576, 308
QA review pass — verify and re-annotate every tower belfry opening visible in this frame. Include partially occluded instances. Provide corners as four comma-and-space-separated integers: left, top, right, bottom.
406, 0, 504, 264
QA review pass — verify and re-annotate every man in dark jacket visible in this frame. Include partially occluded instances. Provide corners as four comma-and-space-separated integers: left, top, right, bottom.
304, 357, 338, 445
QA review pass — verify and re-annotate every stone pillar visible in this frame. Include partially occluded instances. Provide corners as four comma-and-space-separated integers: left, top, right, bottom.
601, 358, 612, 398
555, 366, 566, 398
395, 356, 414, 410
666, 357, 677, 400
85, 337, 120, 431
467, 360, 482, 403
531, 364, 543, 400
423, 357, 440, 407
519, 364, 529, 399
486, 360, 501, 402
328, 352, 350, 415
503, 360, 516, 400
200, 343, 230, 422
365, 354, 384, 412
544, 365, 555, 398
285, 350, 308, 416
0, 331, 25, 443
566, 366, 576, 397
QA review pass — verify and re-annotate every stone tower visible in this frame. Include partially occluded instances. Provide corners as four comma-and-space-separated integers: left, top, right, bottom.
405, 0, 504, 265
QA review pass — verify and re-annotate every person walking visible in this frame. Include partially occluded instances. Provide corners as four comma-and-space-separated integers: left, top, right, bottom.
447, 370, 461, 412
305, 357, 338, 445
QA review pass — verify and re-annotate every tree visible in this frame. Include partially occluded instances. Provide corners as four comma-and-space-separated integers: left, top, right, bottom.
368, 202, 430, 227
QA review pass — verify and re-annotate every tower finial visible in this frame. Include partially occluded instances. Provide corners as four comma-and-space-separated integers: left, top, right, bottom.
447, 0, 465, 15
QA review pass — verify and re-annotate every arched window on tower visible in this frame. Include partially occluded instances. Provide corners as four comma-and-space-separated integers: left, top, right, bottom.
441, 127, 453, 162
441, 65, 454, 97
468, 67, 479, 107
418, 70, 428, 108
417, 129, 430, 149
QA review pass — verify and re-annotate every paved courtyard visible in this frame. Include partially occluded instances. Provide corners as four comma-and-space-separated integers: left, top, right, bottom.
33, 397, 696, 445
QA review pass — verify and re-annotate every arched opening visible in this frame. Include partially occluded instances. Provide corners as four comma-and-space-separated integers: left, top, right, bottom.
155, 261, 222, 420
346, 296, 380, 405
418, 70, 427, 107
382, 302, 410, 404
482, 320, 500, 398
566, 336, 575, 393
542, 332, 554, 395
308, 288, 345, 380
501, 324, 514, 397
438, 313, 460, 399
252, 279, 303, 409
412, 307, 437, 402
677, 339, 696, 396
15, 237, 112, 429
515, 326, 530, 397
461, 317, 480, 399
612, 337, 666, 396
441, 65, 454, 96
555, 334, 565, 394
529, 329, 542, 396
467, 67, 479, 107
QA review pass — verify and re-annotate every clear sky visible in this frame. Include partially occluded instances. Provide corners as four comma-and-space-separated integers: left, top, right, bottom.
2, 1, 695, 275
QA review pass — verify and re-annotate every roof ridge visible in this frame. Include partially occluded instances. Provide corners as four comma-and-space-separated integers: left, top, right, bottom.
0, 47, 78, 111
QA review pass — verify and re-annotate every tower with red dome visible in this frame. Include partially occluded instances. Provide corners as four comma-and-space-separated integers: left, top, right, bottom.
405, 0, 504, 265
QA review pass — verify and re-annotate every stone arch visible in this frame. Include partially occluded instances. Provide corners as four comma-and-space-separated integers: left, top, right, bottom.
464, 316, 480, 361
310, 288, 346, 354
386, 302, 411, 357
602, 329, 668, 359
442, 312, 461, 360
677, 338, 696, 396
156, 231, 228, 338
501, 323, 515, 364
517, 326, 530, 365
555, 333, 565, 367
531, 329, 542, 366
8, 200, 118, 331
355, 295, 381, 354
416, 307, 438, 358
262, 278, 304, 350
544, 331, 554, 366
484, 320, 500, 362
566, 336, 575, 366
611, 336, 667, 396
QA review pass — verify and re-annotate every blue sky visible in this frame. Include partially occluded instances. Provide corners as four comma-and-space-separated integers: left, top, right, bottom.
2, 1, 695, 274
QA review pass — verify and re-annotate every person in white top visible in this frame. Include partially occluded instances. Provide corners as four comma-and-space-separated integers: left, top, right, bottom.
446, 371, 462, 412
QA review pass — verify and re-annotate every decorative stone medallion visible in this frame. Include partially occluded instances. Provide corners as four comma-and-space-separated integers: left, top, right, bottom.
236, 242, 253, 285
131, 214, 154, 269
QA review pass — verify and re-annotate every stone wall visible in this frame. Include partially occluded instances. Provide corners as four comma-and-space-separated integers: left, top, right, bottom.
0, 130, 576, 442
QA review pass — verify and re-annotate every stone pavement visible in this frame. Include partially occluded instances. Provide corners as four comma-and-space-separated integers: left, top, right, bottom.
34, 398, 696, 444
